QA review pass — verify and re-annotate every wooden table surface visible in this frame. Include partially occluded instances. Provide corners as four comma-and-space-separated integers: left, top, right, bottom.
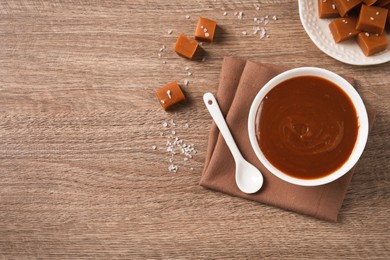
1, 0, 389, 258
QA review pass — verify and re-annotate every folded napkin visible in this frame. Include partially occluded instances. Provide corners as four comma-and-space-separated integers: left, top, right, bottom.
200, 57, 376, 221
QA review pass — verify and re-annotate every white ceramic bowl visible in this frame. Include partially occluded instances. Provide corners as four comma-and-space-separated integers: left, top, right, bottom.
248, 67, 369, 186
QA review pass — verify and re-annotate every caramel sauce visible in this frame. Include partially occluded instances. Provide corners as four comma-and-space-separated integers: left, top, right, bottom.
256, 76, 359, 180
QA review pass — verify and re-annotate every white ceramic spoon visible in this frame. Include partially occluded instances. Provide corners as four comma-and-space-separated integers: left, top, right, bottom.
203, 92, 263, 194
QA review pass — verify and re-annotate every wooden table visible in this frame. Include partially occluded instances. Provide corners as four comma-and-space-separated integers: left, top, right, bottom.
1, 0, 389, 258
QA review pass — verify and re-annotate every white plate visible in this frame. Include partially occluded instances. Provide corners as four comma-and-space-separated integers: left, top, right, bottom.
298, 0, 390, 65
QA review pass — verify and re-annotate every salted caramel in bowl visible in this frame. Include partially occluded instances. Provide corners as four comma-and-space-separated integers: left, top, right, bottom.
248, 67, 369, 186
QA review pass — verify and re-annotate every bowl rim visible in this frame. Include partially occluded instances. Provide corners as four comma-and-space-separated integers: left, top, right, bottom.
247, 67, 369, 186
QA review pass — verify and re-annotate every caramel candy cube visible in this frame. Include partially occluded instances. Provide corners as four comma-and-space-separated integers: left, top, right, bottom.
333, 0, 362, 17
356, 5, 388, 34
363, 0, 377, 5
357, 32, 388, 56
376, 0, 390, 6
319, 0, 340, 18
195, 17, 217, 42
155, 81, 185, 110
329, 17, 360, 42
174, 34, 199, 59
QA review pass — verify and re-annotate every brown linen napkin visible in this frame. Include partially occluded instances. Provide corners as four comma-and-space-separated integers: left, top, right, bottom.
200, 57, 376, 221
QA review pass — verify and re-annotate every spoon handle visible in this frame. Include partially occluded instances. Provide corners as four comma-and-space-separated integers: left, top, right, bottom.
203, 92, 243, 161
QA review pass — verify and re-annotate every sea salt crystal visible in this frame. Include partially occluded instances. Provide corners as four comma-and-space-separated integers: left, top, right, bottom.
159, 121, 197, 173
167, 29, 173, 35
168, 164, 178, 173
259, 27, 267, 39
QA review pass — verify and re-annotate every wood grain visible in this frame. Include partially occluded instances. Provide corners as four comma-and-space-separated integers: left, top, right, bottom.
0, 0, 389, 258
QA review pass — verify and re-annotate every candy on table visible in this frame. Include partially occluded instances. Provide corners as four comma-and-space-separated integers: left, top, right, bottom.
155, 81, 186, 110
194, 17, 217, 42
174, 34, 199, 59
319, 0, 340, 18
333, 0, 362, 17
363, 0, 378, 5
329, 17, 360, 42
356, 32, 388, 56
356, 4, 388, 34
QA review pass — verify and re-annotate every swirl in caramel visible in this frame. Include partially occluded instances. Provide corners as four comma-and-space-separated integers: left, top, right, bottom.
256, 76, 359, 180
